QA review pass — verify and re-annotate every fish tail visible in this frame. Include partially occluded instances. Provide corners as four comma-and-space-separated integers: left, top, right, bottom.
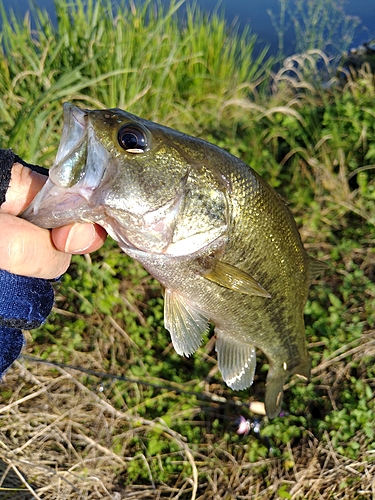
291, 354, 312, 380
265, 355, 312, 419
265, 370, 287, 419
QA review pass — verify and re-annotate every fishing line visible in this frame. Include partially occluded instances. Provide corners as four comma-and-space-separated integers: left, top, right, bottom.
20, 355, 273, 447
21, 354, 249, 409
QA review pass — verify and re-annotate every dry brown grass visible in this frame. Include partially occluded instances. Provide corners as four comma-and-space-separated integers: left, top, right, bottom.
1, 328, 375, 500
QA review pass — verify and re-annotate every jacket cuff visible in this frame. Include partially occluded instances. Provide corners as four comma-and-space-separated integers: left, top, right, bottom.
0, 148, 49, 207
0, 326, 25, 378
0, 149, 15, 206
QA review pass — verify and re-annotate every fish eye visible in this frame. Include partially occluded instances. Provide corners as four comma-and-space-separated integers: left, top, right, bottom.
117, 124, 148, 153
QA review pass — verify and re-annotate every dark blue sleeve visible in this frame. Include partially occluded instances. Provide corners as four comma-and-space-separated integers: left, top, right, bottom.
0, 326, 25, 375
0, 149, 54, 377
0, 270, 55, 376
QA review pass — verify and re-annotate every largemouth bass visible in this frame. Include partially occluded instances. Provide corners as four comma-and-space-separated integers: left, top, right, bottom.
22, 103, 325, 418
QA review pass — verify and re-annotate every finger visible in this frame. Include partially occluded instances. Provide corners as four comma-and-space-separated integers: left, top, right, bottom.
0, 214, 71, 279
0, 163, 47, 216
51, 223, 107, 254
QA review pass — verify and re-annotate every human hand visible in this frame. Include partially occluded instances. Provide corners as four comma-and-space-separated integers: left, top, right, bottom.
0, 162, 107, 279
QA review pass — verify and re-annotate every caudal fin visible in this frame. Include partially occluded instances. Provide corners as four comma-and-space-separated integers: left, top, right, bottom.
265, 356, 311, 419
291, 355, 312, 380
265, 371, 286, 419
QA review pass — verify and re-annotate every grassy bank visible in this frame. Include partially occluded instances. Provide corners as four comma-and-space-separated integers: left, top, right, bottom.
0, 0, 375, 498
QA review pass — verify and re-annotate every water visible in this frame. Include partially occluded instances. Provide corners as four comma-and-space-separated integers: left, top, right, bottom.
2, 0, 375, 56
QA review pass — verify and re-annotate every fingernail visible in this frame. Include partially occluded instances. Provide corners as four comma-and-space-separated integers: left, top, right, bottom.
64, 222, 96, 253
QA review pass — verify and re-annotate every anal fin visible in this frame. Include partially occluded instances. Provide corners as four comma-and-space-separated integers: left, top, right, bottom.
164, 289, 210, 357
215, 330, 256, 390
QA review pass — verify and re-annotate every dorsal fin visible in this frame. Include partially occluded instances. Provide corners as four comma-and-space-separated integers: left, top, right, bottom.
204, 258, 271, 298
215, 330, 257, 390
308, 257, 328, 285
164, 289, 210, 357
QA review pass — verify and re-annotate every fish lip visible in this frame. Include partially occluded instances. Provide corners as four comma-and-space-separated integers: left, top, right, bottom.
69, 103, 87, 128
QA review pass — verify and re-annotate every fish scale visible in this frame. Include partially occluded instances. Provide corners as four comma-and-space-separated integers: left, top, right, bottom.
22, 103, 325, 418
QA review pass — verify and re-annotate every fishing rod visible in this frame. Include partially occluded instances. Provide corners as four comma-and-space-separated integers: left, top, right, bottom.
21, 354, 260, 409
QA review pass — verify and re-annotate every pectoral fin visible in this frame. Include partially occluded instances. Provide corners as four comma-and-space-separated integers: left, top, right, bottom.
204, 258, 271, 298
215, 330, 257, 390
164, 289, 210, 357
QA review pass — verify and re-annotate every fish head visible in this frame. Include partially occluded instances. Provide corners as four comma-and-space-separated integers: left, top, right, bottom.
22, 103, 229, 256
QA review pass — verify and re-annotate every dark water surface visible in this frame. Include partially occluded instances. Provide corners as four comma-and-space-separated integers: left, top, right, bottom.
2, 0, 375, 56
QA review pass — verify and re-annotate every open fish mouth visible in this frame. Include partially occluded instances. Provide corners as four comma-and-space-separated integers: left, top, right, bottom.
21, 103, 110, 228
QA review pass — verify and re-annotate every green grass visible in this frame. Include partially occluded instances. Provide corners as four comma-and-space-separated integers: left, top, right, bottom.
0, 0, 375, 498
0, 0, 270, 162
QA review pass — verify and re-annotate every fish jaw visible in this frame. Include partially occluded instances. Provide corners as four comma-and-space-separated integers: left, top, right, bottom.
21, 103, 110, 227
21, 178, 95, 228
